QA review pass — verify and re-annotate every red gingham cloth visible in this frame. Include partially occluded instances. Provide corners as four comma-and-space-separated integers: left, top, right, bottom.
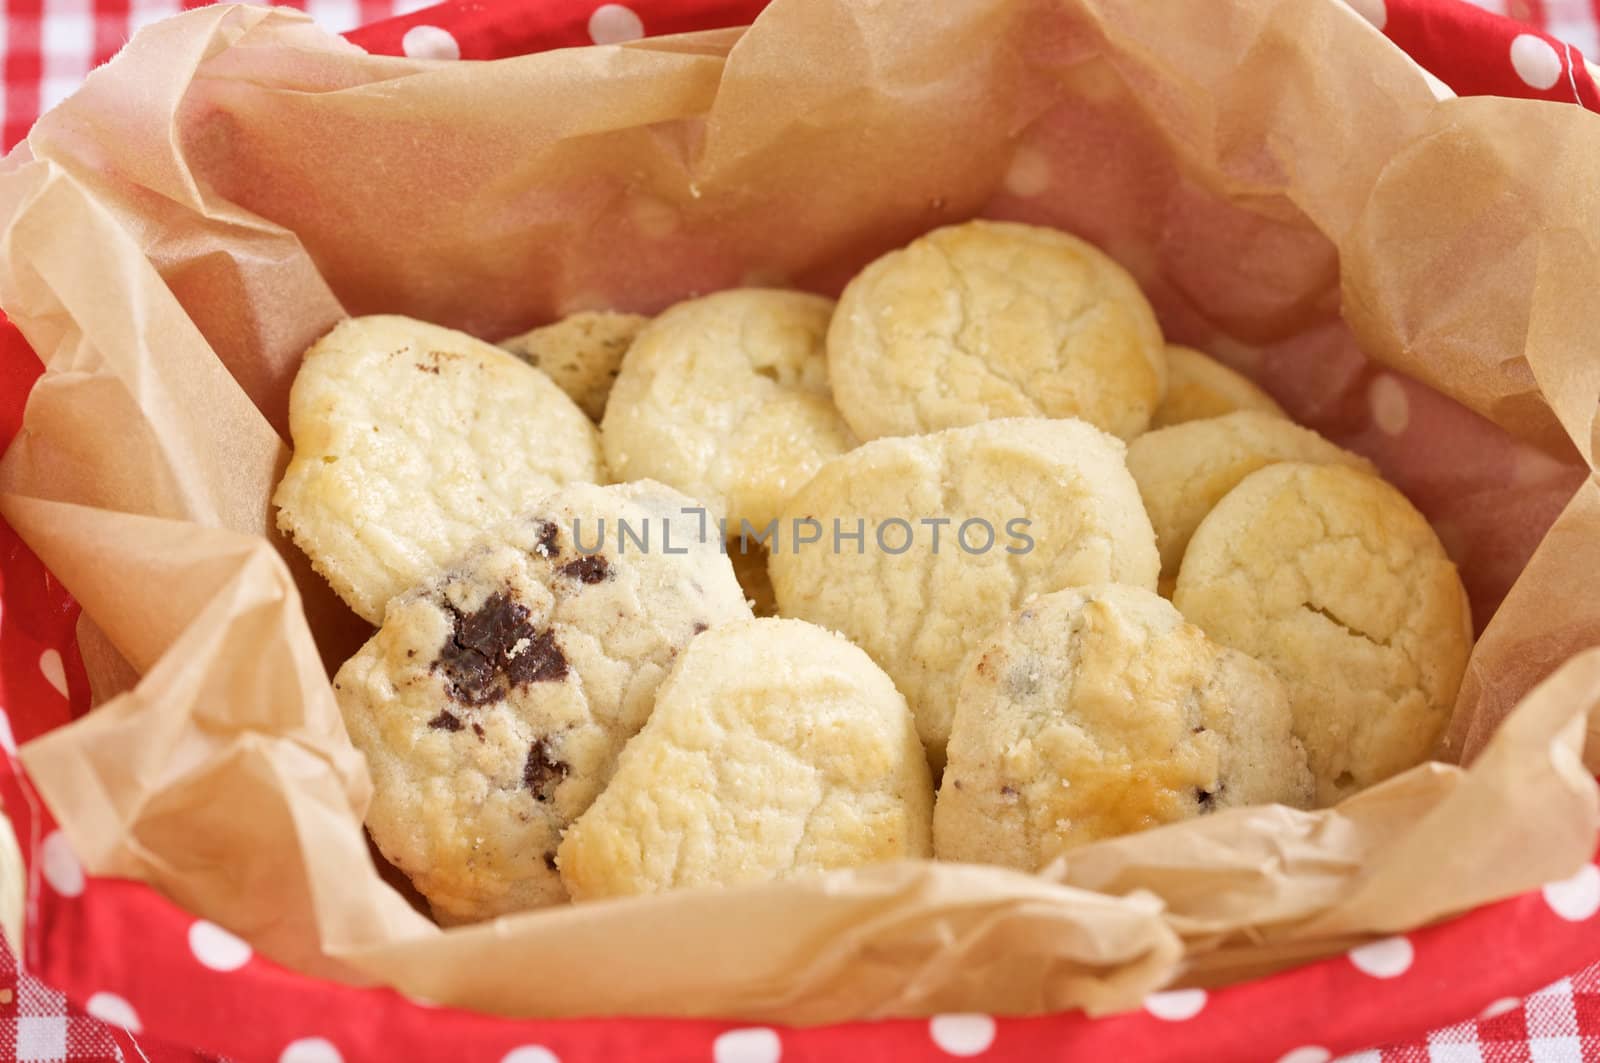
3, 1, 1600, 1061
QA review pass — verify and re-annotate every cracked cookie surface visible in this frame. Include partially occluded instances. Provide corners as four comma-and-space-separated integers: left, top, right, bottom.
1150, 345, 1286, 428
601, 289, 857, 531
275, 315, 605, 624
333, 480, 751, 923
1127, 411, 1374, 586
499, 310, 649, 421
1173, 462, 1472, 804
557, 617, 932, 900
827, 220, 1166, 441
768, 417, 1159, 768
934, 584, 1312, 869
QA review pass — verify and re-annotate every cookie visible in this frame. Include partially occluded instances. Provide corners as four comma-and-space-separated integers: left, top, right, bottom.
827, 220, 1166, 442
275, 315, 604, 624
1126, 411, 1374, 585
557, 617, 932, 900
934, 584, 1313, 869
333, 480, 751, 922
1149, 345, 1286, 428
769, 417, 1159, 768
729, 542, 778, 618
499, 310, 649, 421
1173, 462, 1472, 804
600, 289, 858, 531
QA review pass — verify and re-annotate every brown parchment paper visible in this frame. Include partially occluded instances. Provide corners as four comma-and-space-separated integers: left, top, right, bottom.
1, 0, 1599, 1023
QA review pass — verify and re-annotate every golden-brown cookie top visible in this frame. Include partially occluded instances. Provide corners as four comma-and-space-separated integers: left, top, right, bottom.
557, 617, 932, 900
1173, 462, 1472, 804
601, 289, 857, 531
768, 417, 1159, 768
1127, 410, 1374, 584
827, 219, 1166, 441
1150, 344, 1286, 428
934, 584, 1313, 870
275, 315, 603, 624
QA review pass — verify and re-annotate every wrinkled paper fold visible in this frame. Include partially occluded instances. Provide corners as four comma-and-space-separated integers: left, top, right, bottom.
1, 0, 1598, 1022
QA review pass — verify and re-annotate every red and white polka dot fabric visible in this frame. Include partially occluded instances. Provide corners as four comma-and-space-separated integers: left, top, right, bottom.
3, 1, 1600, 1061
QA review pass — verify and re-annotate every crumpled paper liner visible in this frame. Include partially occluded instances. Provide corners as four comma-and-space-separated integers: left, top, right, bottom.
0, 0, 1597, 1023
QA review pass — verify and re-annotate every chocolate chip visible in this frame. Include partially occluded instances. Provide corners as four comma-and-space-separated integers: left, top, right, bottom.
428, 711, 463, 732
433, 592, 566, 705
543, 851, 559, 872
523, 737, 569, 801
1000, 785, 1018, 798
534, 520, 561, 559
692, 621, 708, 634
559, 555, 610, 584
508, 630, 569, 684
471, 723, 485, 739
415, 362, 441, 375
1196, 787, 1218, 811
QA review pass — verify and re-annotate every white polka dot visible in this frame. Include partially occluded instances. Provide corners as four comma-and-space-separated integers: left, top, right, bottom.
38, 649, 67, 699
1276, 1048, 1331, 1063
280, 1038, 343, 1063
928, 1013, 996, 1056
40, 831, 83, 897
1143, 988, 1207, 1021
0, 708, 16, 756
1511, 34, 1563, 90
712, 1028, 780, 1063
1345, 0, 1386, 30
86, 992, 140, 1032
188, 920, 252, 971
402, 25, 460, 61
1368, 374, 1410, 436
1002, 148, 1051, 198
1480, 997, 1521, 1019
501, 1048, 561, 1063
588, 4, 644, 45
1542, 863, 1600, 921
1347, 935, 1414, 978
